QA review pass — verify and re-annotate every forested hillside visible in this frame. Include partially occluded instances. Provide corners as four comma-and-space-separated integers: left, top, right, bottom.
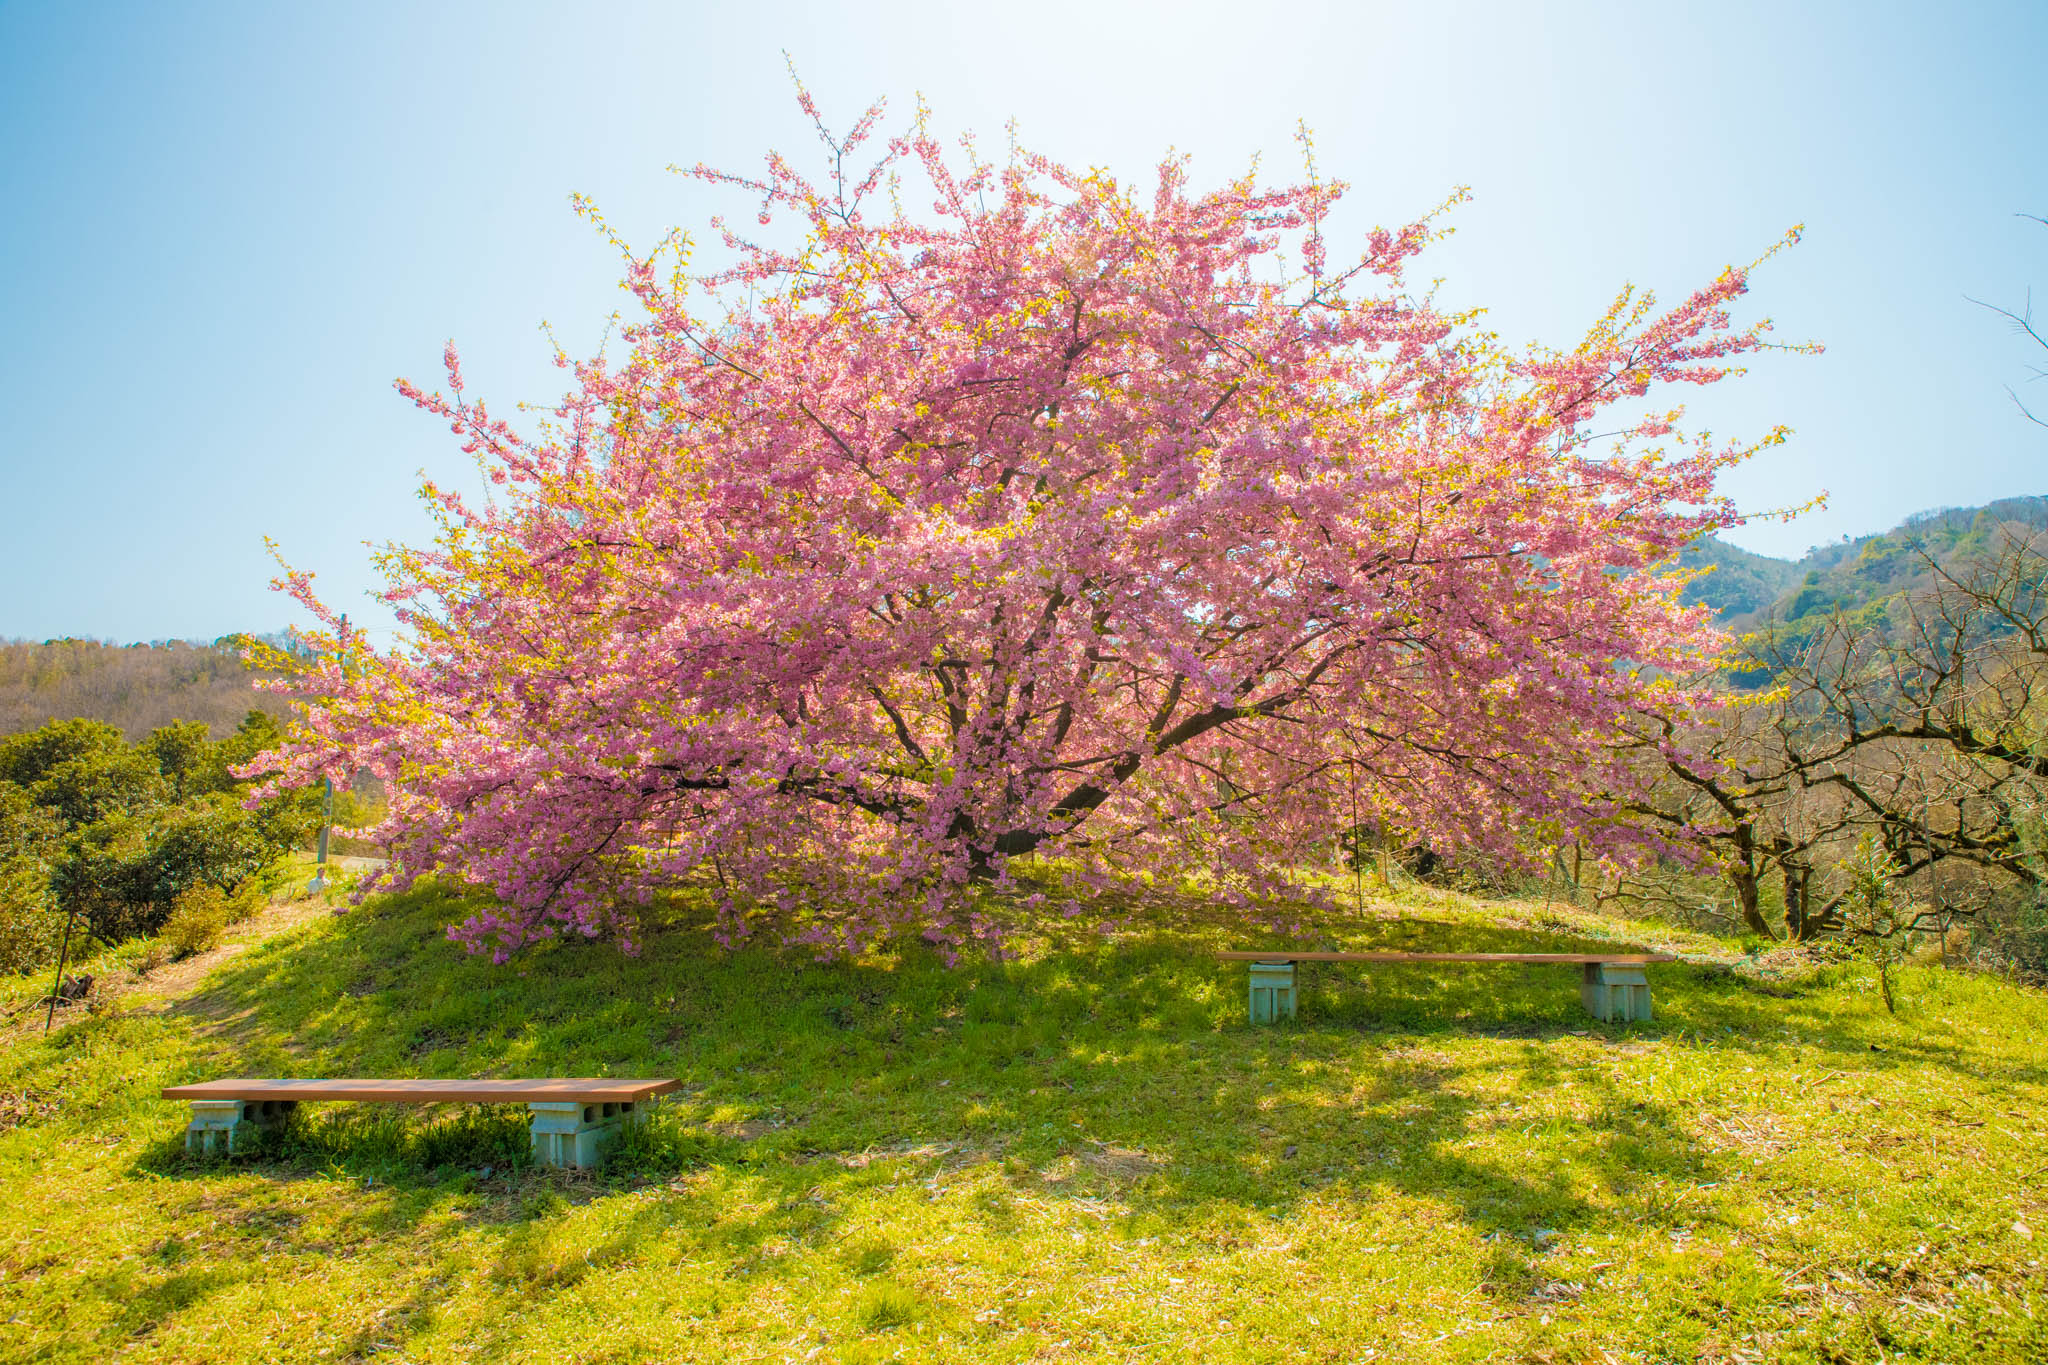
1683, 495, 2048, 638
1675, 537, 1802, 621
0, 637, 293, 740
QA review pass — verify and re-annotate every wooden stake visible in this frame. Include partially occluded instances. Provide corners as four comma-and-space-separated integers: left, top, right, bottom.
42, 903, 80, 1035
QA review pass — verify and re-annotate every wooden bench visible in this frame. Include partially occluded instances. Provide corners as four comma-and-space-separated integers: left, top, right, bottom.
161, 1077, 682, 1168
1217, 951, 1680, 1025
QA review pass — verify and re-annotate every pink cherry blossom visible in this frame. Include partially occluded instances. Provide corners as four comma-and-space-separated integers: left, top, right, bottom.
247, 98, 1808, 962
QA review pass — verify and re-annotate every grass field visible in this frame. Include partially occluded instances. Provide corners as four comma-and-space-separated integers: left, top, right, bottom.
2, 873, 2044, 1363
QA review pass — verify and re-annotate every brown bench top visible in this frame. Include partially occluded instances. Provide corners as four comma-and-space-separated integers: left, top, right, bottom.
1219, 951, 1678, 964
162, 1078, 681, 1104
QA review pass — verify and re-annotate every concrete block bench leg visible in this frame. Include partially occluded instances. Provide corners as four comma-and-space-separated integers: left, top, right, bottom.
1581, 963, 1652, 1023
528, 1097, 655, 1169
186, 1098, 297, 1155
1248, 961, 1298, 1025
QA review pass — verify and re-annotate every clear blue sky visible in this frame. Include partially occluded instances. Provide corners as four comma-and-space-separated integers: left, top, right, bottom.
1, 0, 2042, 644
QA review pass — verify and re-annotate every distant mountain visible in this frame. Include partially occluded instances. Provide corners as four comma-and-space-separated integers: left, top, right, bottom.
1682, 496, 2048, 673
1678, 537, 1804, 625
0, 635, 301, 740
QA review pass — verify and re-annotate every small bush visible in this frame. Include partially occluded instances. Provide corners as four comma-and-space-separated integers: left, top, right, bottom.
5, 714, 308, 948
133, 804, 289, 913
1827, 834, 1910, 1014
161, 885, 230, 959
132, 940, 170, 976
223, 878, 265, 925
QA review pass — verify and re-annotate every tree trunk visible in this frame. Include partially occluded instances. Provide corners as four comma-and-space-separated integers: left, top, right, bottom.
1731, 824, 1771, 937
1733, 866, 1769, 937
1785, 861, 1819, 941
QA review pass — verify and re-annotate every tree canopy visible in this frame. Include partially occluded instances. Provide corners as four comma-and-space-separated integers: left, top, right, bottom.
0, 710, 311, 970
256, 101, 1802, 961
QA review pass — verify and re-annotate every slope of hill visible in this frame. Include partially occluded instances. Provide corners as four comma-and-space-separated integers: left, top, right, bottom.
1677, 537, 1804, 623
0, 636, 293, 740
1683, 495, 2048, 637
2, 877, 2041, 1362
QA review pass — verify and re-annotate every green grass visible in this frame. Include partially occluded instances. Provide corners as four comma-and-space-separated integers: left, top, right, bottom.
2, 878, 2044, 1362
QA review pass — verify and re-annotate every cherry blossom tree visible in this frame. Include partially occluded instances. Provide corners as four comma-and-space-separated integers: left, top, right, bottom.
253, 98, 1805, 961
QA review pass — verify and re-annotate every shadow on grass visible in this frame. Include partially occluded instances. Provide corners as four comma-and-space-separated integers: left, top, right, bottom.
101, 1265, 247, 1342
101, 876, 2042, 1317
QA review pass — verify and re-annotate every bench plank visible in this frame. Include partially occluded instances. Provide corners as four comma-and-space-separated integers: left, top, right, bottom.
1217, 951, 1677, 964
161, 1078, 680, 1104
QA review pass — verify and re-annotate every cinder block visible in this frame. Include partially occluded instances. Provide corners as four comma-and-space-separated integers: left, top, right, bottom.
1248, 961, 1298, 1025
1581, 963, 1652, 1023
527, 1097, 653, 1169
185, 1098, 295, 1155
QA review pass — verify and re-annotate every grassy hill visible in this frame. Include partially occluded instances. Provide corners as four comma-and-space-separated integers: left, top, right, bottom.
4, 873, 2043, 1362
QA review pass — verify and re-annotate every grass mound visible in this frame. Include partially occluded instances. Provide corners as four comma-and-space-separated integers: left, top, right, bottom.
2, 881, 2044, 1362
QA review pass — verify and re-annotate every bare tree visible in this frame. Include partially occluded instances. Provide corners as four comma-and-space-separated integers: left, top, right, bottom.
1605, 523, 2047, 942
1970, 212, 2048, 432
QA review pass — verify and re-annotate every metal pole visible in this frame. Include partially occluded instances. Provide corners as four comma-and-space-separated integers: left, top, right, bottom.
43, 903, 80, 1035
308, 775, 334, 893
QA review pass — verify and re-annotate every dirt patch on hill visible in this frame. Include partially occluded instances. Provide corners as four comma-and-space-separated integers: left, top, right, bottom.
3, 893, 338, 1046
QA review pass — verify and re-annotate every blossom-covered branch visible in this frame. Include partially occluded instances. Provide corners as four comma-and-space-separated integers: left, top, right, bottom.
250, 96, 1808, 961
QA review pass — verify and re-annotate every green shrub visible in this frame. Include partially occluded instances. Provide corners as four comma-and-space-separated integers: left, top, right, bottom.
154, 877, 262, 957
0, 864, 64, 975
141, 721, 217, 800
0, 781, 65, 974
225, 878, 265, 924
161, 885, 230, 959
28, 750, 169, 827
129, 938, 169, 976
0, 718, 126, 788
52, 802, 294, 941
135, 803, 281, 907
0, 714, 301, 949
47, 815, 154, 940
